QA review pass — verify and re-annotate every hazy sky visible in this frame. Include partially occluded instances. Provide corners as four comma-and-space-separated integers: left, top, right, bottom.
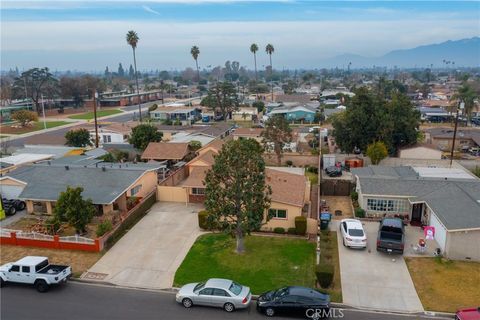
1, 0, 479, 71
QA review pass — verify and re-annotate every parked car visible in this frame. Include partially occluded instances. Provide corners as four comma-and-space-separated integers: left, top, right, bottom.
2, 198, 26, 211
176, 278, 251, 312
376, 218, 405, 254
340, 219, 367, 248
455, 307, 480, 320
0, 256, 72, 292
257, 286, 330, 318
324, 166, 342, 177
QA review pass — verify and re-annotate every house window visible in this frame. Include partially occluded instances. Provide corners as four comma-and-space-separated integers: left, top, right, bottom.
366, 198, 409, 213
269, 208, 287, 219
103, 135, 112, 143
192, 188, 205, 195
130, 185, 142, 196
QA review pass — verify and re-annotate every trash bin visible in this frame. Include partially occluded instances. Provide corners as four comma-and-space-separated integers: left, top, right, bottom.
320, 212, 332, 230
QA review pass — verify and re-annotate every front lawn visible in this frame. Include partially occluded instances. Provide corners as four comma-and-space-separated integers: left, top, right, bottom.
0, 121, 70, 134
405, 257, 480, 312
68, 109, 122, 120
319, 231, 342, 302
174, 233, 316, 294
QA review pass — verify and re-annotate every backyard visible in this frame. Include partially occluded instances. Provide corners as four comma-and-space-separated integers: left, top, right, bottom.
405, 257, 480, 312
68, 109, 122, 120
0, 121, 70, 134
174, 233, 317, 295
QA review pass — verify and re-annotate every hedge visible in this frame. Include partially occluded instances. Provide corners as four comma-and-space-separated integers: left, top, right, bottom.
273, 227, 285, 234
315, 262, 334, 288
96, 220, 113, 237
198, 210, 210, 230
287, 227, 297, 235
295, 216, 307, 235
355, 208, 366, 218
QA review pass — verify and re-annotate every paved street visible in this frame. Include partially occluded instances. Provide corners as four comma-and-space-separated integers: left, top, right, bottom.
84, 202, 204, 289
0, 282, 450, 320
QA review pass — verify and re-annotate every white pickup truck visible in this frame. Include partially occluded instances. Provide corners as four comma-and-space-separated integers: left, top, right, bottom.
0, 256, 72, 292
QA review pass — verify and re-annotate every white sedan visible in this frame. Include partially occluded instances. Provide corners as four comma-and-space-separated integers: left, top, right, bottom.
340, 219, 367, 248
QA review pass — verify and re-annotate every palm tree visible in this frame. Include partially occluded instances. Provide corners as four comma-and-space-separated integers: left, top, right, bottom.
190, 46, 200, 82
265, 44, 275, 101
126, 30, 142, 121
250, 43, 259, 81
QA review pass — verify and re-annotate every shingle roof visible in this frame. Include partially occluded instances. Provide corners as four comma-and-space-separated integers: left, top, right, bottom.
179, 166, 209, 187
266, 168, 307, 207
141, 142, 189, 160
7, 165, 147, 204
233, 128, 263, 137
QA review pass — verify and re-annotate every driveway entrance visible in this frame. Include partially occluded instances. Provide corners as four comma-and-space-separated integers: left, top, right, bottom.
84, 202, 203, 289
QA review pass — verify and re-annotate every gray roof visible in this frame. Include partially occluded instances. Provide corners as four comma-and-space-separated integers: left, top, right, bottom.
7, 165, 147, 204
352, 166, 418, 179
42, 155, 103, 166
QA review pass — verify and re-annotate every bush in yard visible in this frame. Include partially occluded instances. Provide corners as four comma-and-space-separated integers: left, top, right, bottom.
286, 160, 293, 166
295, 216, 307, 235
65, 128, 92, 147
287, 227, 297, 235
96, 220, 113, 237
273, 227, 285, 234
355, 208, 366, 218
315, 262, 334, 288
350, 191, 358, 201
148, 104, 158, 112
12, 110, 38, 127
198, 210, 210, 230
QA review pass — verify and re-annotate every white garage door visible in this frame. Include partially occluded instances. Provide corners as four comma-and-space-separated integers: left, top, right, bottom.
0, 185, 24, 200
429, 213, 447, 251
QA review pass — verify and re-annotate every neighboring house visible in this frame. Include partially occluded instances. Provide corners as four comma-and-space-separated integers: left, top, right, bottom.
169, 132, 215, 146
141, 142, 191, 163
352, 165, 480, 261
269, 105, 317, 123
232, 107, 258, 121
398, 144, 443, 160
0, 153, 55, 174
232, 128, 264, 143
89, 122, 136, 145
424, 127, 480, 151
416, 107, 452, 122
1, 162, 161, 215
150, 107, 201, 125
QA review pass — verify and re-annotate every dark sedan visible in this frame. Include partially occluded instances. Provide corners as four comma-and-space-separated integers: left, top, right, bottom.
257, 286, 330, 318
325, 166, 342, 177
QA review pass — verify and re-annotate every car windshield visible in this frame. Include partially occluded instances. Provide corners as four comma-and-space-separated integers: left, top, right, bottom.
348, 229, 364, 237
194, 282, 205, 292
229, 282, 243, 295
274, 287, 289, 299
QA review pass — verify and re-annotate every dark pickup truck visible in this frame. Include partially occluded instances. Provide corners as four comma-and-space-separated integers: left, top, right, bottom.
376, 218, 405, 254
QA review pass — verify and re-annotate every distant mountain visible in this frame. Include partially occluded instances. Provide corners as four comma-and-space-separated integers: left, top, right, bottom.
321, 37, 480, 68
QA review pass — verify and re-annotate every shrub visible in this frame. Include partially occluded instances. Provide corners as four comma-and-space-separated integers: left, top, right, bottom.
295, 216, 307, 235
287, 227, 297, 235
96, 220, 113, 237
126, 197, 139, 210
350, 191, 358, 201
12, 110, 38, 127
307, 166, 319, 174
198, 210, 209, 230
286, 160, 293, 166
355, 207, 365, 218
273, 227, 285, 234
311, 148, 320, 155
315, 262, 334, 288
148, 104, 158, 112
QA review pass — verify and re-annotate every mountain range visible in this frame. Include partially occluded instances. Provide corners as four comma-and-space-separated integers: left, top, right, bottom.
320, 37, 480, 68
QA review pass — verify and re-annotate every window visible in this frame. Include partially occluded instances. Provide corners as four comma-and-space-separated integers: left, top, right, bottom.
281, 296, 297, 304
102, 135, 112, 143
192, 188, 205, 195
22, 266, 30, 273
269, 208, 287, 219
130, 185, 142, 196
229, 282, 243, 295
213, 289, 230, 297
199, 288, 213, 295
10, 265, 20, 272
366, 198, 409, 213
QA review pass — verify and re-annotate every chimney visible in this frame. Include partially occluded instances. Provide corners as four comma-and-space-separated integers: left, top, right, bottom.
65, 166, 69, 170
102, 167, 106, 172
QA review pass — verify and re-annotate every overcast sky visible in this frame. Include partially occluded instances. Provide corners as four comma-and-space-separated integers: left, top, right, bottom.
1, 0, 479, 72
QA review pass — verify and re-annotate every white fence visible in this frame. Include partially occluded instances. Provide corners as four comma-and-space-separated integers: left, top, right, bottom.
0, 228, 94, 244
59, 235, 95, 244
16, 231, 54, 241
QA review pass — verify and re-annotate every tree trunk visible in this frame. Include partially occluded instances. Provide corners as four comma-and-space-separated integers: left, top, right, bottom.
235, 229, 245, 253
276, 152, 282, 166
254, 53, 257, 81
195, 60, 200, 83
132, 48, 142, 122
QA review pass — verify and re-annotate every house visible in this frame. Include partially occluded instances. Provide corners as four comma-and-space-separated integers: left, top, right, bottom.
169, 132, 215, 146
150, 107, 201, 125
89, 122, 136, 145
1, 162, 161, 215
232, 128, 263, 143
269, 105, 317, 123
232, 107, 259, 121
0, 153, 55, 174
141, 142, 191, 163
424, 127, 480, 151
398, 144, 443, 160
352, 165, 480, 261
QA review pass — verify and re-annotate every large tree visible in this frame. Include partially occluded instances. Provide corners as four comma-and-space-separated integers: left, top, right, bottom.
65, 128, 93, 147
203, 81, 239, 121
13, 67, 58, 113
261, 115, 292, 165
250, 43, 259, 81
126, 30, 142, 121
190, 46, 200, 82
452, 82, 478, 121
129, 124, 162, 150
265, 44, 275, 100
204, 139, 272, 253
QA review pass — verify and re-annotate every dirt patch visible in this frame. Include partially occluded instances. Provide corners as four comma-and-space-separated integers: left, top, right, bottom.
320, 196, 353, 220
0, 245, 102, 278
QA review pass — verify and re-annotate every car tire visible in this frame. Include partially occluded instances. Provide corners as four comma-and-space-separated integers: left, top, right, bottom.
265, 307, 275, 317
16, 201, 26, 210
7, 206, 16, 216
182, 298, 193, 308
223, 302, 235, 312
0, 278, 5, 288
34, 280, 49, 293
343, 238, 347, 247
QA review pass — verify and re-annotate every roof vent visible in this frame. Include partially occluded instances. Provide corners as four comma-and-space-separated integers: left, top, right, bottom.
48, 161, 51, 165
65, 165, 69, 170
102, 167, 106, 172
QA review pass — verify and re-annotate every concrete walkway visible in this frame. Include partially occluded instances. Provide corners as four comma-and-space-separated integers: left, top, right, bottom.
332, 220, 424, 312
84, 202, 203, 289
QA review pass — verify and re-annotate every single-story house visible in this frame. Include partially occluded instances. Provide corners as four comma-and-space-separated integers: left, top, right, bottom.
0, 153, 54, 174
89, 122, 137, 145
232, 107, 258, 121
150, 107, 201, 125
269, 105, 317, 123
398, 144, 443, 160
352, 165, 480, 261
424, 127, 480, 151
232, 128, 264, 143
141, 142, 191, 163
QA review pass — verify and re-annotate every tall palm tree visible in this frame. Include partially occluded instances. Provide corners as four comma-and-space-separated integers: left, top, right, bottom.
190, 46, 200, 82
265, 44, 275, 101
126, 30, 142, 121
250, 43, 259, 81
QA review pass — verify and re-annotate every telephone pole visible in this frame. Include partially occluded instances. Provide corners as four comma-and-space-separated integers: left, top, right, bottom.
450, 100, 464, 167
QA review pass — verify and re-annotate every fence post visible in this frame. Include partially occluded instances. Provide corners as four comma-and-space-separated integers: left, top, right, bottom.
95, 238, 101, 252
54, 235, 60, 249
11, 232, 17, 245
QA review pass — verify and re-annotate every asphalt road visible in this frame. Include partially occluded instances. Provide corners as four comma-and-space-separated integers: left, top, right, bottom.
0, 282, 450, 320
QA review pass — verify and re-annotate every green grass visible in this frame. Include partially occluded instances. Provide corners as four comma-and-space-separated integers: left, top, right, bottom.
305, 171, 319, 185
174, 233, 317, 294
35, 121, 70, 129
0, 121, 70, 134
318, 231, 342, 302
68, 109, 122, 120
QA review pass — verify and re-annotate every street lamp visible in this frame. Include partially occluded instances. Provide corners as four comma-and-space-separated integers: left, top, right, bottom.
450, 100, 465, 167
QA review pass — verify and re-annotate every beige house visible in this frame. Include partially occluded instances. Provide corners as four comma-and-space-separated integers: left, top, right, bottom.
232, 128, 263, 143
398, 144, 442, 160
232, 107, 258, 121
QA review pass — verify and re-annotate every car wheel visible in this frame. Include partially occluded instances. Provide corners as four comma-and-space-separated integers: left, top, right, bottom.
343, 238, 347, 247
35, 280, 49, 293
0, 278, 5, 288
182, 298, 193, 308
16, 201, 26, 210
223, 302, 235, 312
265, 307, 275, 317
7, 206, 16, 216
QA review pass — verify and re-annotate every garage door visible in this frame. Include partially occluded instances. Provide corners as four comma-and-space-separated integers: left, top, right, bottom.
429, 213, 447, 251
0, 185, 24, 199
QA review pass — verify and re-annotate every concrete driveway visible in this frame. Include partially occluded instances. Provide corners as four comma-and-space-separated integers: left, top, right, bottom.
84, 202, 203, 289
333, 220, 424, 312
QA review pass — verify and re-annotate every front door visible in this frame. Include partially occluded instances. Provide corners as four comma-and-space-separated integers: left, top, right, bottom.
411, 203, 423, 225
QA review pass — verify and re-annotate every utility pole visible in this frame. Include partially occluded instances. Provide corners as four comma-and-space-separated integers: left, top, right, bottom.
93, 90, 99, 148
41, 94, 47, 129
450, 100, 464, 167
